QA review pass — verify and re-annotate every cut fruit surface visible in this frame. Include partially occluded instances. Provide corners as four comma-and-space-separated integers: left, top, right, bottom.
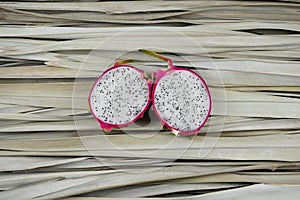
88, 65, 151, 132
153, 67, 212, 136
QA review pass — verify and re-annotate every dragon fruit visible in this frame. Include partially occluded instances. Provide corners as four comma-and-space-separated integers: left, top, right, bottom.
88, 60, 152, 132
141, 50, 212, 136
89, 50, 211, 136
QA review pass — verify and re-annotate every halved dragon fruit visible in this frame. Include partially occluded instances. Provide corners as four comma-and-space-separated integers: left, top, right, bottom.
141, 50, 212, 136
88, 61, 152, 132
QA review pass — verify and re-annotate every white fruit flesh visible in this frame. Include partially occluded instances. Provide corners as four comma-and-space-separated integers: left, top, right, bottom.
154, 70, 210, 132
90, 66, 149, 125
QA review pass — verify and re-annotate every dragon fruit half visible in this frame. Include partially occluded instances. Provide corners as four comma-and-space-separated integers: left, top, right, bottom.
140, 50, 212, 136
88, 60, 152, 132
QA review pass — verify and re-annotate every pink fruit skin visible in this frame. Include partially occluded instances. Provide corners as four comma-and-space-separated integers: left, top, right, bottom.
88, 64, 152, 132
152, 66, 212, 136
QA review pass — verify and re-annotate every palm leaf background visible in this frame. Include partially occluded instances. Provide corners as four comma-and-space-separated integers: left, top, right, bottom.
0, 0, 299, 199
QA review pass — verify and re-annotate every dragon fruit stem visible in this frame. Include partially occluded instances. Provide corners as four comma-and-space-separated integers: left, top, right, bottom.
139, 49, 174, 68
114, 59, 138, 67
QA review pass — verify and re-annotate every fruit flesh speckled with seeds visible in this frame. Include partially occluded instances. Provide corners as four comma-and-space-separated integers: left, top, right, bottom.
143, 50, 211, 136
153, 68, 211, 136
88, 65, 151, 132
